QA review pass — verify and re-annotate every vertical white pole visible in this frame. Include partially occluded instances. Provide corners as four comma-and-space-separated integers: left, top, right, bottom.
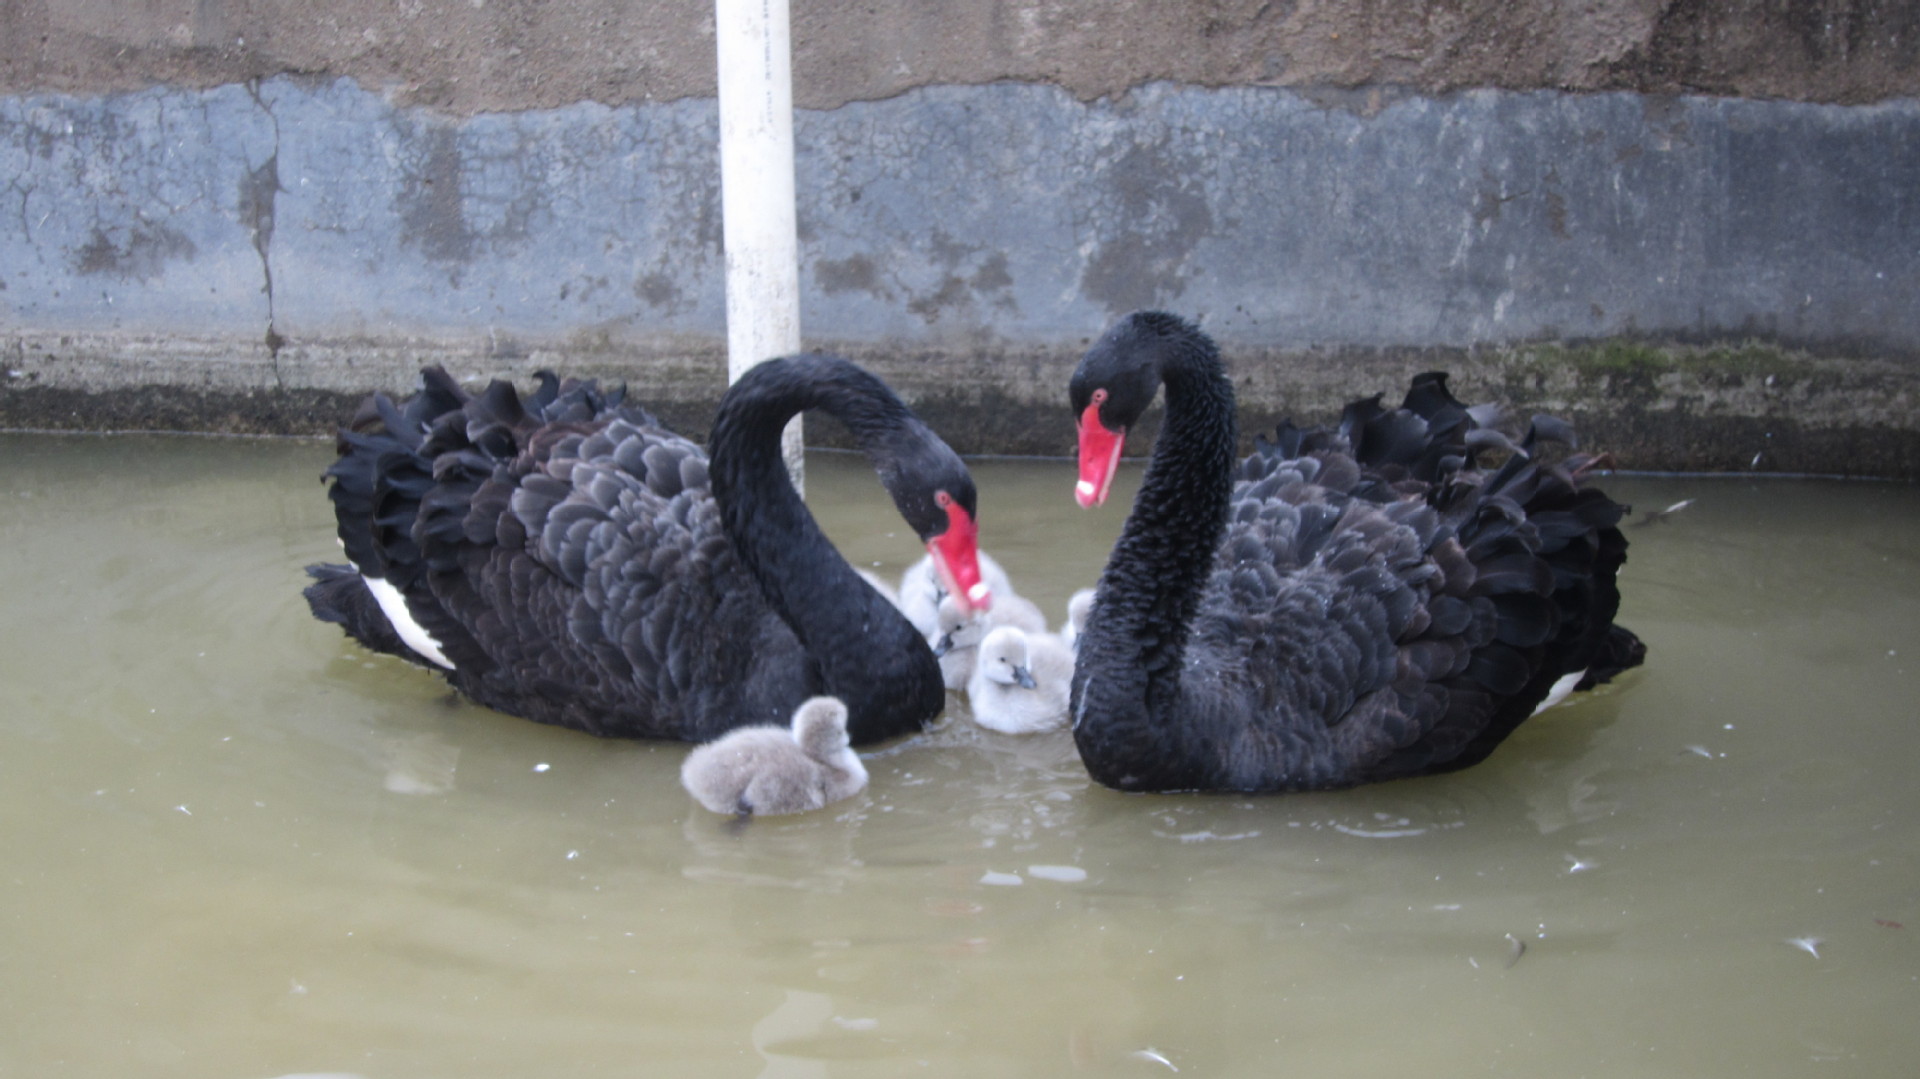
716, 0, 804, 493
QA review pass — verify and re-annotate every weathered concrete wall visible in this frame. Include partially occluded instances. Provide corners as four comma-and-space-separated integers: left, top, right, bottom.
6, 0, 1915, 109
2, 2, 1918, 476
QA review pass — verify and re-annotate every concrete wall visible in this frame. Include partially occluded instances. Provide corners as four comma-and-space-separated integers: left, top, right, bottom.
2, 2, 1918, 476
8, 1, 1916, 110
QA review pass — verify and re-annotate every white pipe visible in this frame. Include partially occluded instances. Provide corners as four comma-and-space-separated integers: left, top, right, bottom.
716, 0, 804, 493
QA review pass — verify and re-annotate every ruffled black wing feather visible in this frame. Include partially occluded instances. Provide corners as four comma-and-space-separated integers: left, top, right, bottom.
305, 368, 809, 741
1181, 374, 1639, 789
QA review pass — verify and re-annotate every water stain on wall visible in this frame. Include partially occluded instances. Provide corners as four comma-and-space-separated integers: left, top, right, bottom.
1079, 140, 1213, 316
394, 120, 476, 272
71, 222, 198, 281
815, 253, 887, 299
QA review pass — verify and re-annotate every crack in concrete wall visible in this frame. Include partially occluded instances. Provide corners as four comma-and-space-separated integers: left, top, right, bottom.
238, 81, 284, 374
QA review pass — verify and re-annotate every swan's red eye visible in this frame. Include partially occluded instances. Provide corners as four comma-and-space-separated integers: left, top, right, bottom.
934, 490, 953, 509
1082, 388, 1109, 422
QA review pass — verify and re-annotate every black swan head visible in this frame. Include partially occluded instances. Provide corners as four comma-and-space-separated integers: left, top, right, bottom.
711, 352, 993, 618
867, 409, 991, 616
1068, 310, 1214, 507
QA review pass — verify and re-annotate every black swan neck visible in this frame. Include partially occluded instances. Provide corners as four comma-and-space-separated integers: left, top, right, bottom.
1121, 344, 1238, 664
1074, 337, 1237, 774
707, 356, 941, 741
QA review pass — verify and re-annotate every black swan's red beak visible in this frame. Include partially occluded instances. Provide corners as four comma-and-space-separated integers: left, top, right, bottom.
1075, 399, 1125, 508
928, 492, 991, 615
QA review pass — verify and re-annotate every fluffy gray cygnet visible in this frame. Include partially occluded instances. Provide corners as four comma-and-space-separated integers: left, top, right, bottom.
1059, 588, 1096, 652
930, 591, 1049, 690
680, 696, 869, 816
966, 626, 1074, 734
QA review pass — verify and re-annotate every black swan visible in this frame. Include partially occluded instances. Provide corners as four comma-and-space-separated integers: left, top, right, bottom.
1067, 311, 1645, 793
680, 696, 868, 816
303, 353, 990, 745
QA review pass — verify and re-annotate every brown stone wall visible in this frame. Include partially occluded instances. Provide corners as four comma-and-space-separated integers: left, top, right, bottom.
3, 1, 1916, 113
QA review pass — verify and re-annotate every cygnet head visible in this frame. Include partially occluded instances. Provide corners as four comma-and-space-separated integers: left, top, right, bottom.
929, 594, 988, 658
791, 696, 851, 759
977, 626, 1038, 689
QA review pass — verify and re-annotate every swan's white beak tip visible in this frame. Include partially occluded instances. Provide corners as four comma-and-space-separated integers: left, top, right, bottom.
1075, 479, 1096, 498
966, 583, 990, 603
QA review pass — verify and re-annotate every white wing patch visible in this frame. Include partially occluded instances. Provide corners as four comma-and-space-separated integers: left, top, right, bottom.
1529, 669, 1586, 716
361, 574, 457, 670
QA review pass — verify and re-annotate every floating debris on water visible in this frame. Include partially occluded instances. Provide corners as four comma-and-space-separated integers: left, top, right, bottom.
1505, 933, 1527, 968
1331, 821, 1429, 838
1152, 829, 1263, 843
1632, 498, 1696, 527
1786, 936, 1824, 958
1130, 1047, 1179, 1072
1027, 864, 1088, 883
979, 870, 1023, 886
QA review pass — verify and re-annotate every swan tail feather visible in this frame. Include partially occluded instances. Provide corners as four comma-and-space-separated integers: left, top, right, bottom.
1577, 623, 1647, 689
301, 562, 423, 666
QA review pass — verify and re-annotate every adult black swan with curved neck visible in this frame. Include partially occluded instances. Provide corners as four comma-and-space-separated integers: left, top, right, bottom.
1067, 311, 1645, 793
303, 353, 990, 745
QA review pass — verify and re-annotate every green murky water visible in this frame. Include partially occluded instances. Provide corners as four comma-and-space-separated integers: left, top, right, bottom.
1, 432, 1916, 1077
